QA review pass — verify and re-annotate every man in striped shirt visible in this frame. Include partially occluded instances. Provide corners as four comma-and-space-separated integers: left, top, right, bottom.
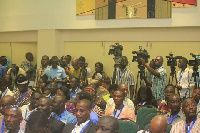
115, 56, 135, 100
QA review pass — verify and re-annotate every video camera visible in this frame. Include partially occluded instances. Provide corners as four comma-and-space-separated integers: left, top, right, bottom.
132, 46, 150, 64
108, 43, 123, 57
188, 53, 200, 66
166, 53, 182, 67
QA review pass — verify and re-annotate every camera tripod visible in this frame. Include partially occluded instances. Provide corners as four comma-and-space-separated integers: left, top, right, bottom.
134, 64, 146, 97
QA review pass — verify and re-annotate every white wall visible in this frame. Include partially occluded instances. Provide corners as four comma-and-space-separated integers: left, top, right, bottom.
0, 0, 200, 32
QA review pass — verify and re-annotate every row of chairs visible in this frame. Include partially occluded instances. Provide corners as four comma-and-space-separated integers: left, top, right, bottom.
118, 107, 172, 133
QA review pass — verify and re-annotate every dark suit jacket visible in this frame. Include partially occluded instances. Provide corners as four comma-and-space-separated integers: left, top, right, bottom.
62, 122, 96, 133
49, 117, 65, 133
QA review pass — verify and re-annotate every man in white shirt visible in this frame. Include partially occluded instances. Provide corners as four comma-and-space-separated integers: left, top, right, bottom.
62, 99, 96, 133
176, 57, 194, 99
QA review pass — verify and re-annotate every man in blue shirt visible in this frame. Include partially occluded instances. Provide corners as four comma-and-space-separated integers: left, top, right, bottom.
45, 57, 67, 88
52, 96, 76, 124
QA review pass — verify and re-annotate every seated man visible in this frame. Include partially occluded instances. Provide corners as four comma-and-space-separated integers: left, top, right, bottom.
37, 97, 65, 133
0, 96, 16, 132
105, 89, 136, 122
192, 88, 200, 116
137, 115, 168, 133
166, 94, 185, 125
171, 98, 200, 133
106, 83, 135, 111
96, 77, 110, 99
69, 78, 82, 101
0, 78, 14, 98
96, 116, 119, 133
4, 105, 23, 133
51, 95, 76, 124
62, 99, 96, 133
21, 91, 42, 120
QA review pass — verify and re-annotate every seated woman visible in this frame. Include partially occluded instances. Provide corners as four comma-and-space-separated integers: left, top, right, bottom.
134, 86, 157, 114
91, 62, 107, 80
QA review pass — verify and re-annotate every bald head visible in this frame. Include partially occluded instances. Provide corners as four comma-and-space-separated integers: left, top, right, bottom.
149, 115, 167, 133
96, 116, 119, 133
71, 58, 80, 70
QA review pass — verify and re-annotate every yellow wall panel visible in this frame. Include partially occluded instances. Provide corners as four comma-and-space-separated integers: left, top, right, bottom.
76, 0, 95, 15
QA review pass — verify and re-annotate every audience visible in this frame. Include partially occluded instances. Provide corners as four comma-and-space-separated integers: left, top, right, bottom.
62, 99, 96, 133
1, 54, 200, 133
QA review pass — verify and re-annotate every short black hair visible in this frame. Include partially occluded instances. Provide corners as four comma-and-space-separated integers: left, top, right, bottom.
109, 84, 118, 93
78, 91, 92, 101
115, 89, 125, 98
95, 62, 103, 71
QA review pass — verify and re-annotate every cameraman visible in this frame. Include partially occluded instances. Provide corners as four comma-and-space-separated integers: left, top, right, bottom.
140, 56, 167, 101
115, 56, 135, 100
176, 57, 194, 99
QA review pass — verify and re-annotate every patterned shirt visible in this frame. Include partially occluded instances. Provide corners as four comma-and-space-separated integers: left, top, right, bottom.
20, 61, 36, 79
115, 68, 135, 98
13, 89, 32, 107
34, 65, 49, 87
170, 117, 200, 133
158, 100, 170, 114
51, 110, 76, 124
151, 66, 167, 100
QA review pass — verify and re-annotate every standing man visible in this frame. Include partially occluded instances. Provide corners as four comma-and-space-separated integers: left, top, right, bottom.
0, 56, 7, 78
115, 56, 135, 99
4, 106, 24, 133
171, 98, 200, 133
62, 99, 96, 133
141, 56, 167, 101
176, 57, 194, 99
45, 57, 67, 88
35, 55, 50, 87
